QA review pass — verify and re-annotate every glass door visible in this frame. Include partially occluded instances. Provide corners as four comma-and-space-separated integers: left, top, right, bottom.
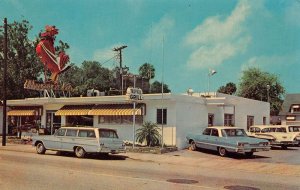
46, 111, 61, 135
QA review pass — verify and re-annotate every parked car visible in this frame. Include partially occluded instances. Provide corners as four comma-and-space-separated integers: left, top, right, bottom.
278, 125, 300, 146
32, 127, 126, 158
186, 126, 270, 157
247, 125, 298, 149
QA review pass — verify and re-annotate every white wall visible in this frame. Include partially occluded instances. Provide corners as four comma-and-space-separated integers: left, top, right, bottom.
220, 93, 270, 129
174, 95, 207, 149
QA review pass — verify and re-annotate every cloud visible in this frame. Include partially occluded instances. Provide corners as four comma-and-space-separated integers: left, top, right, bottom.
241, 52, 300, 71
184, 1, 252, 69
143, 16, 175, 49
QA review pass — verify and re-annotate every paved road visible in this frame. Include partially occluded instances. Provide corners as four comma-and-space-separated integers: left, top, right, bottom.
0, 147, 299, 190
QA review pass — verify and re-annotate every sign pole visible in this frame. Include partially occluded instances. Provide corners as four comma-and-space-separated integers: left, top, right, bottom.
2, 18, 8, 146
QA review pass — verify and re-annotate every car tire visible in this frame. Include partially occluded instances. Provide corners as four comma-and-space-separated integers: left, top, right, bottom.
75, 146, 86, 158
281, 145, 288, 150
218, 147, 227, 157
245, 152, 254, 157
190, 141, 197, 151
36, 142, 46, 154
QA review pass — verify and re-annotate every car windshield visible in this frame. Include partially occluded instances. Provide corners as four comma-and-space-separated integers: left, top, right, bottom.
99, 129, 118, 138
288, 126, 300, 132
221, 129, 247, 137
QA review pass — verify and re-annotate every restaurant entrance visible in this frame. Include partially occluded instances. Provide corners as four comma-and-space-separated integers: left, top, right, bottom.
46, 110, 61, 135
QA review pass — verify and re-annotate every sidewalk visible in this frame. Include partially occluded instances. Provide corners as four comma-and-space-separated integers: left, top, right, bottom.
1, 143, 300, 177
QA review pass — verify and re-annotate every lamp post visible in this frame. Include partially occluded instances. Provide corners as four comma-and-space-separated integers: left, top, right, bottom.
207, 69, 217, 96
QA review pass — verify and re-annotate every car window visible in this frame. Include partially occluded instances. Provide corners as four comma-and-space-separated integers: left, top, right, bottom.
255, 128, 261, 133
56, 129, 66, 136
99, 129, 118, 138
202, 128, 211, 136
249, 128, 255, 132
261, 128, 269, 133
66, 129, 78, 137
277, 128, 286, 132
289, 126, 300, 132
222, 129, 246, 137
78, 130, 96, 138
211, 129, 219, 137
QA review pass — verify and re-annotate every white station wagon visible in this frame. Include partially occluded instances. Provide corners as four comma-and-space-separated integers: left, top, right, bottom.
32, 127, 126, 158
248, 125, 298, 149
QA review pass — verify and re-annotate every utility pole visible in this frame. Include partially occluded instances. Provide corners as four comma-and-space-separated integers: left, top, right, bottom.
113, 45, 127, 93
2, 18, 8, 146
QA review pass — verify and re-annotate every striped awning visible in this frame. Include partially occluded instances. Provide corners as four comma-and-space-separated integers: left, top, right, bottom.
55, 105, 94, 116
7, 110, 36, 116
88, 104, 144, 116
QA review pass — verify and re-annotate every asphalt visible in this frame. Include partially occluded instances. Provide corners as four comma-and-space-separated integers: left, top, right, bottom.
1, 143, 300, 177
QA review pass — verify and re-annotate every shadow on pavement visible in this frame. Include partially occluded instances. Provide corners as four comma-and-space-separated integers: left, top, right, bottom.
195, 148, 270, 160
270, 146, 299, 151
53, 151, 128, 160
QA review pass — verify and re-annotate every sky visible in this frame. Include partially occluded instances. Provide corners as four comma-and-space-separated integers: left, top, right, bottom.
0, 0, 300, 94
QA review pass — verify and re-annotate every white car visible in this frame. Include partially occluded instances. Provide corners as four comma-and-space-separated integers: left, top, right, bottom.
32, 127, 126, 158
248, 125, 298, 149
279, 125, 300, 146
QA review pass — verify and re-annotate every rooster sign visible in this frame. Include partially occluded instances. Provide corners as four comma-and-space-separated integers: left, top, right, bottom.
36, 25, 70, 83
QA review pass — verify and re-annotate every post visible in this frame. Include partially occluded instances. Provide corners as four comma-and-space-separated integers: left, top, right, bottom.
132, 75, 136, 148
2, 18, 8, 146
161, 36, 164, 148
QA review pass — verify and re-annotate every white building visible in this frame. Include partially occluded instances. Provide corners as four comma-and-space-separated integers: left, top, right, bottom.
1, 92, 270, 149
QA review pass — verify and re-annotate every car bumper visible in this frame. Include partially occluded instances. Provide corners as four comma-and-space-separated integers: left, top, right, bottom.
235, 146, 271, 153
270, 141, 298, 146
99, 147, 126, 154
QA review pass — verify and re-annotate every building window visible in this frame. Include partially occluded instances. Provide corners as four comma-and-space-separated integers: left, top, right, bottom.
157, 109, 167, 125
291, 105, 300, 113
247, 116, 254, 130
263, 117, 267, 125
286, 115, 296, 121
224, 114, 234, 126
98, 115, 143, 125
208, 114, 214, 126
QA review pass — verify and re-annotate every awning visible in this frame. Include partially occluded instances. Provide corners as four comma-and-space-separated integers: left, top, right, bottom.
7, 110, 36, 116
55, 105, 94, 116
88, 104, 145, 116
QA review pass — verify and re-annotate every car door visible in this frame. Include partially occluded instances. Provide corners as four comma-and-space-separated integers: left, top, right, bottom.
206, 128, 219, 151
46, 128, 65, 150
61, 129, 78, 151
199, 128, 212, 149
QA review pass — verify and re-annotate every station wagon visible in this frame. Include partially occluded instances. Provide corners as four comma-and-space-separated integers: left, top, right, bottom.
32, 127, 126, 158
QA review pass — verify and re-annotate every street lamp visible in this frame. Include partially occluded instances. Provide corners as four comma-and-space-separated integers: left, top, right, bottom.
207, 69, 217, 96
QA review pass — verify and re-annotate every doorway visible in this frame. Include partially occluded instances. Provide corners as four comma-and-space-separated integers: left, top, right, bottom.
46, 111, 61, 135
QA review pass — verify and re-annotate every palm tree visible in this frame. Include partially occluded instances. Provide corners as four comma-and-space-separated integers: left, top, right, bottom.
136, 121, 161, 147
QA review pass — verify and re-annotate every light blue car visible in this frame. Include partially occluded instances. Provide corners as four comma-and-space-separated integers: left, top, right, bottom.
186, 126, 271, 157
32, 127, 126, 158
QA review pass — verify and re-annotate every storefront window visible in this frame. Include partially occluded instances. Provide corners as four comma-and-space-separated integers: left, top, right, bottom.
66, 115, 93, 126
98, 115, 143, 125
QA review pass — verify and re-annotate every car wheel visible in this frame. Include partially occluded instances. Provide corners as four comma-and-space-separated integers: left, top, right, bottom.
36, 142, 46, 154
75, 146, 86, 158
218, 147, 227, 157
245, 152, 254, 157
281, 145, 288, 150
190, 141, 197, 151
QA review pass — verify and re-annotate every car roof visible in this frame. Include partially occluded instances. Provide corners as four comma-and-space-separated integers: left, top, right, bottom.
208, 126, 243, 130
250, 125, 282, 129
60, 127, 116, 131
